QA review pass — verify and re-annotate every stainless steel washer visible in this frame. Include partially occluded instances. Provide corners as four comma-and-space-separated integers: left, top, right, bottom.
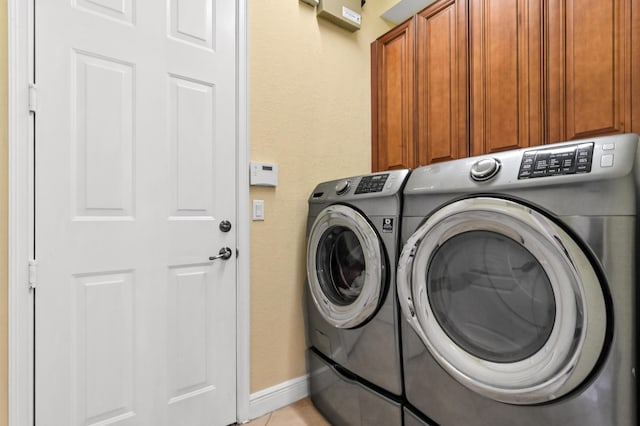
397, 134, 638, 425
306, 170, 409, 426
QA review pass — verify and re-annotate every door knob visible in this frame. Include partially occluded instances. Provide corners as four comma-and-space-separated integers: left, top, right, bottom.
209, 247, 233, 261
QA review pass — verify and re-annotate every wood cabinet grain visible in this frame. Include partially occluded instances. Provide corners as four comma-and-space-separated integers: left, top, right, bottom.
547, 0, 636, 142
633, 0, 640, 135
416, 0, 468, 165
371, 0, 640, 171
371, 18, 416, 171
470, 0, 543, 155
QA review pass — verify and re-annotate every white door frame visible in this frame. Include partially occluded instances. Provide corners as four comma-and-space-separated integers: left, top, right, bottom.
7, 1, 252, 424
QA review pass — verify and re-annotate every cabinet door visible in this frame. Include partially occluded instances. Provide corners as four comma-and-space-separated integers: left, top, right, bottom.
470, 0, 543, 155
371, 18, 416, 171
416, 0, 468, 166
634, 0, 640, 135
547, 0, 635, 142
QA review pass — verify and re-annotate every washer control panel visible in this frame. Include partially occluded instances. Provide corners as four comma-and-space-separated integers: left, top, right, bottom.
355, 173, 389, 194
310, 170, 409, 202
518, 142, 594, 179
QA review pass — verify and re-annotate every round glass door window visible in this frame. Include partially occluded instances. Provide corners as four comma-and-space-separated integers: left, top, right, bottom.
315, 226, 367, 306
307, 205, 386, 329
397, 197, 607, 404
428, 230, 556, 363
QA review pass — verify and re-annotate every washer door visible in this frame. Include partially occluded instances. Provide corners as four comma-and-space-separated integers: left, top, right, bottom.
397, 197, 607, 404
307, 204, 386, 329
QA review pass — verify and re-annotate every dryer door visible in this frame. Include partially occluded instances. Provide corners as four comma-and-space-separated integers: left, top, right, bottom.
397, 197, 607, 405
307, 204, 386, 329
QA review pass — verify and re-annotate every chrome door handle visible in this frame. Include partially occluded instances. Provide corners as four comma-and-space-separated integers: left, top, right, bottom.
209, 247, 232, 261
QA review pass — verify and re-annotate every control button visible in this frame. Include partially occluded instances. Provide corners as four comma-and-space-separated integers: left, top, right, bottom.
335, 180, 351, 195
577, 164, 591, 173
602, 143, 615, 151
518, 151, 537, 179
534, 153, 550, 170
601, 154, 614, 167
548, 157, 562, 169
531, 169, 547, 178
470, 158, 501, 182
577, 157, 590, 164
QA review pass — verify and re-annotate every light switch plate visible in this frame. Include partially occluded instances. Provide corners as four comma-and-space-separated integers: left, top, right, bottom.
253, 200, 265, 221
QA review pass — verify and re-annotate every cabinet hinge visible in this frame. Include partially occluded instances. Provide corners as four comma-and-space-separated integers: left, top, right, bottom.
28, 83, 37, 113
28, 259, 37, 290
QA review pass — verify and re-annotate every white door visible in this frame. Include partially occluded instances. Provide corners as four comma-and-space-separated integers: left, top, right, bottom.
34, 1, 238, 425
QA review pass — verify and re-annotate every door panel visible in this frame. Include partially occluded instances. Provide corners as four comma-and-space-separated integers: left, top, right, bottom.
74, 52, 135, 218
470, 0, 543, 155
634, 0, 640, 135
76, 271, 136, 425
546, 0, 632, 142
372, 19, 416, 171
416, 0, 468, 166
168, 76, 215, 217
35, 1, 237, 425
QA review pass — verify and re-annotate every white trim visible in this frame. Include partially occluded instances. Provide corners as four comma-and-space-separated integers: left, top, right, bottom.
248, 375, 310, 421
235, 0, 251, 423
8, 0, 35, 425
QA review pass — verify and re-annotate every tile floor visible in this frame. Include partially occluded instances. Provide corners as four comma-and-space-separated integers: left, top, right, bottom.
243, 398, 330, 426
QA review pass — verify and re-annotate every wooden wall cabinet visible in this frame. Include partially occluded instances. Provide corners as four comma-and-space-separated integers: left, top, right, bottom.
417, 0, 469, 165
371, 18, 416, 171
371, 0, 640, 172
546, 0, 638, 142
470, 0, 543, 155
371, 0, 467, 172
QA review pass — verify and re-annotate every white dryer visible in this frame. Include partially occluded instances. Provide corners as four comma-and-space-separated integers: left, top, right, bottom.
306, 170, 409, 425
397, 134, 638, 425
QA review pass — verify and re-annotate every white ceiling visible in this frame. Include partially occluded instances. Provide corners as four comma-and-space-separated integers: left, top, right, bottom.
381, 0, 436, 24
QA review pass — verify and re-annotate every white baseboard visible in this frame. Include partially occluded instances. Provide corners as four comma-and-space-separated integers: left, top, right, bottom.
247, 374, 310, 421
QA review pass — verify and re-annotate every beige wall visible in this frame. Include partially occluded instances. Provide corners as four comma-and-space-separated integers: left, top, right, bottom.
0, 0, 7, 424
249, 1, 395, 392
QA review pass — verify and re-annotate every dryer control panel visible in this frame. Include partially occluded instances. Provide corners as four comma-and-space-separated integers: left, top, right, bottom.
518, 142, 594, 179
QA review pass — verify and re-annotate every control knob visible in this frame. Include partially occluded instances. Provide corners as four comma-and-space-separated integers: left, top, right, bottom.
470, 158, 501, 182
335, 179, 351, 195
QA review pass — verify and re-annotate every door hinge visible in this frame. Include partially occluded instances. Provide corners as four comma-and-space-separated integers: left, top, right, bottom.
28, 83, 37, 113
28, 259, 37, 290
